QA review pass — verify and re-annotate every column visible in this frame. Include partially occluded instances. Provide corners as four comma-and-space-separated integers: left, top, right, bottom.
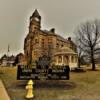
62, 55, 64, 65
69, 55, 71, 63
56, 56, 58, 65
74, 56, 75, 63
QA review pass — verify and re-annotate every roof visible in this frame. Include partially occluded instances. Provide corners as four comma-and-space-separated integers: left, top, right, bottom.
56, 34, 67, 42
95, 48, 100, 54
42, 30, 50, 34
8, 55, 15, 61
32, 9, 41, 18
1, 54, 7, 60
41, 29, 67, 42
17, 53, 24, 57
0, 54, 15, 61
54, 46, 77, 56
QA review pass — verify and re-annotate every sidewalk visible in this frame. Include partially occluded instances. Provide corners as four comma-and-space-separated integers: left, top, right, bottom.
0, 80, 10, 100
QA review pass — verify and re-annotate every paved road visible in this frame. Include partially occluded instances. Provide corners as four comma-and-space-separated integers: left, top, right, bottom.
0, 80, 10, 100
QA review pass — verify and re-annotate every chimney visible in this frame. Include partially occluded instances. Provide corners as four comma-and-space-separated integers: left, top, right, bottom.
68, 37, 71, 41
50, 28, 55, 33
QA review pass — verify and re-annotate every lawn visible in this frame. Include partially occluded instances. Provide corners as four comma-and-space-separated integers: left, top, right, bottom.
0, 66, 100, 100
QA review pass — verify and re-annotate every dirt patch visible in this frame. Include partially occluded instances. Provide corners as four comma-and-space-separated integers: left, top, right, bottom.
34, 80, 76, 90
9, 80, 76, 91
8, 80, 27, 90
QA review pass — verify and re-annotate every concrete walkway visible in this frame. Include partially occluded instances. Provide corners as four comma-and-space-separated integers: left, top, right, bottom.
0, 80, 10, 100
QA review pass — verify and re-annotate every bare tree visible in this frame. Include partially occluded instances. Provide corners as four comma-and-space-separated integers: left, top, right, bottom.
75, 39, 86, 68
77, 45, 83, 68
74, 19, 100, 70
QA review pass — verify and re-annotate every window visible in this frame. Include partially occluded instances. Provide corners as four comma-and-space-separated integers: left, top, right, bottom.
56, 43, 59, 48
41, 39, 45, 48
48, 39, 52, 47
61, 44, 63, 47
48, 38, 52, 43
34, 51, 37, 55
26, 51, 28, 56
34, 27, 37, 30
58, 56, 62, 63
65, 56, 69, 65
35, 39, 38, 43
71, 56, 74, 63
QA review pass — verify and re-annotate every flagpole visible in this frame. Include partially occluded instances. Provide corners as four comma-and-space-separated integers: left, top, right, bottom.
7, 44, 10, 57
7, 44, 10, 66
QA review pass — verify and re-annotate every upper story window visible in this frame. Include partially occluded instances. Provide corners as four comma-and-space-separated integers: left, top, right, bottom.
35, 39, 38, 43
61, 44, 64, 47
26, 51, 28, 57
34, 27, 37, 30
41, 39, 45, 48
56, 43, 59, 48
42, 39, 44, 42
48, 38, 52, 43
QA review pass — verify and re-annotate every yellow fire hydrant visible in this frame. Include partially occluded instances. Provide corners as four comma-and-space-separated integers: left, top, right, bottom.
25, 79, 34, 99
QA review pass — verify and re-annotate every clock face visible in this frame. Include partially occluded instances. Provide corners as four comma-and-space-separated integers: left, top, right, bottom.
35, 17, 39, 22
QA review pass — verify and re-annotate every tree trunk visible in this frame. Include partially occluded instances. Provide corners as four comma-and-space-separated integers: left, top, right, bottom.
91, 49, 96, 70
92, 60, 95, 70
78, 57, 81, 68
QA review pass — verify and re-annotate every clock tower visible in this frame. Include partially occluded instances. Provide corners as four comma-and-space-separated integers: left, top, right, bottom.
29, 9, 41, 33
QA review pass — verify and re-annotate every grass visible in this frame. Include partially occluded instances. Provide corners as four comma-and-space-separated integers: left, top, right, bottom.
0, 66, 100, 100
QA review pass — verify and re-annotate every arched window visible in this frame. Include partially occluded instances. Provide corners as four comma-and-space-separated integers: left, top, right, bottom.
41, 39, 45, 48
65, 56, 69, 65
35, 39, 38, 43
56, 43, 59, 48
61, 44, 63, 47
58, 56, 62, 63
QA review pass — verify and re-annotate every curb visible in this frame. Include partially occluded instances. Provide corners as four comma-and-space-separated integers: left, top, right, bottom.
0, 80, 11, 100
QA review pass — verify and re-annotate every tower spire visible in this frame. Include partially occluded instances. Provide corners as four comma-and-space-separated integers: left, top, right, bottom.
29, 9, 41, 32
8, 44, 10, 52
32, 9, 41, 18
7, 44, 10, 57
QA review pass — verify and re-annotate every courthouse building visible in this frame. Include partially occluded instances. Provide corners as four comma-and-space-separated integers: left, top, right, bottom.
24, 9, 78, 68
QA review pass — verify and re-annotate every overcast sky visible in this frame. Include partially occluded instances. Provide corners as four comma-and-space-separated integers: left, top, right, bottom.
0, 0, 100, 57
